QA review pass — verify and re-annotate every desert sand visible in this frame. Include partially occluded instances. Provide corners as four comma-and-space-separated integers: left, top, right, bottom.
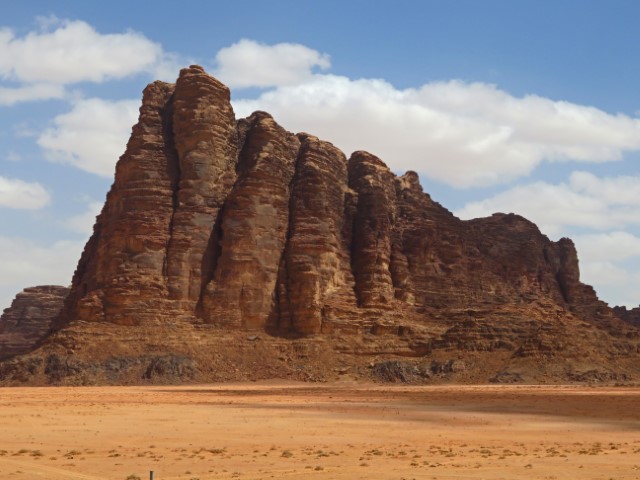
0, 383, 639, 480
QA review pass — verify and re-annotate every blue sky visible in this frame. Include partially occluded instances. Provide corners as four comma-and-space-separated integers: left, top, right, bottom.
2, 1, 640, 311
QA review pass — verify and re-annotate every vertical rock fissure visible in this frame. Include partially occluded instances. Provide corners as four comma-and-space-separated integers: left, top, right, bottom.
273, 142, 307, 334
196, 205, 226, 317
279, 134, 355, 335
201, 112, 299, 329
164, 65, 239, 312
161, 93, 180, 284
197, 114, 258, 317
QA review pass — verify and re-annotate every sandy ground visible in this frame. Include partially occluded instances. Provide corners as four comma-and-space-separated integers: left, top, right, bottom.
0, 383, 639, 480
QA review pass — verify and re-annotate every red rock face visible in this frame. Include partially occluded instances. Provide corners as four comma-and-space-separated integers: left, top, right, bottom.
0, 286, 69, 359
51, 66, 629, 340
56, 80, 178, 328
348, 151, 397, 309
276, 134, 358, 334
165, 65, 238, 311
202, 112, 300, 329
614, 306, 640, 327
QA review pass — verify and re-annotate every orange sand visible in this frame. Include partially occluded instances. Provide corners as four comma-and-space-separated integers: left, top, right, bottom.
1, 383, 639, 479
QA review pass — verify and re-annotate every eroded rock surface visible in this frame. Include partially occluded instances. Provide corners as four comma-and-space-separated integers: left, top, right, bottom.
0, 286, 69, 359
52, 67, 637, 339
2, 66, 638, 384
614, 306, 640, 328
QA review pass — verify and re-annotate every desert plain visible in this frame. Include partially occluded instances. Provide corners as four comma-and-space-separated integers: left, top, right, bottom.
0, 382, 639, 480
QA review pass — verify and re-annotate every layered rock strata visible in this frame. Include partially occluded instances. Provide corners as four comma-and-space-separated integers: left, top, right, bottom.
0, 286, 69, 359
2, 66, 639, 385
49, 65, 626, 340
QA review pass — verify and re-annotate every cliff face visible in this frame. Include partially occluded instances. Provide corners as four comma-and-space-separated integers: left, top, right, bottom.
614, 306, 640, 328
52, 65, 614, 336
2, 66, 638, 385
0, 286, 69, 359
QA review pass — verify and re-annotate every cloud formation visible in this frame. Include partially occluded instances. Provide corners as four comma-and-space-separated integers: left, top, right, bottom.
0, 235, 83, 311
19, 36, 640, 189
234, 75, 640, 188
573, 231, 640, 262
0, 18, 163, 84
0, 17, 181, 104
215, 39, 330, 88
0, 175, 50, 209
0, 83, 65, 106
572, 231, 640, 303
38, 98, 139, 177
455, 171, 640, 236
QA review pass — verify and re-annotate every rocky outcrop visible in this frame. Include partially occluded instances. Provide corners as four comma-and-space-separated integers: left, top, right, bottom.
2, 66, 638, 384
275, 134, 357, 334
202, 112, 300, 329
614, 306, 640, 328
165, 65, 238, 311
348, 151, 397, 309
0, 286, 69, 359
50, 66, 633, 339
55, 80, 178, 328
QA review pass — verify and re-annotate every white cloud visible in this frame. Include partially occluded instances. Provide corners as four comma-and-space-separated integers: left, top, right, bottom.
215, 39, 330, 88
64, 201, 103, 235
0, 175, 50, 209
573, 231, 640, 307
233, 74, 640, 188
0, 83, 65, 105
0, 18, 165, 84
454, 171, 640, 235
0, 17, 182, 106
569, 170, 640, 206
573, 231, 640, 262
580, 261, 631, 287
571, 231, 640, 307
38, 97, 139, 177
0, 236, 83, 312
578, 260, 640, 308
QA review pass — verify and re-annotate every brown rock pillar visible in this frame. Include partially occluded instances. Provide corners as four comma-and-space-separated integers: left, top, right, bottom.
58, 80, 178, 326
202, 112, 300, 329
165, 65, 239, 312
348, 151, 397, 308
277, 135, 352, 334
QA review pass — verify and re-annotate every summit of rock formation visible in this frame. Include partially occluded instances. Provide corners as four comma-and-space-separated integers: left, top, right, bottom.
1, 66, 639, 385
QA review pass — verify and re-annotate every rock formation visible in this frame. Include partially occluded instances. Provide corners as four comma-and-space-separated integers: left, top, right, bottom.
53, 65, 608, 335
1, 65, 639, 385
0, 286, 69, 359
614, 306, 640, 327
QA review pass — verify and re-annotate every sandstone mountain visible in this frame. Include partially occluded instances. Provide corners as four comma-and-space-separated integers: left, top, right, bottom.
1, 66, 639, 385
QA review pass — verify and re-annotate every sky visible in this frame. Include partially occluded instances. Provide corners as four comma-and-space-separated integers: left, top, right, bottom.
1, 1, 640, 312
